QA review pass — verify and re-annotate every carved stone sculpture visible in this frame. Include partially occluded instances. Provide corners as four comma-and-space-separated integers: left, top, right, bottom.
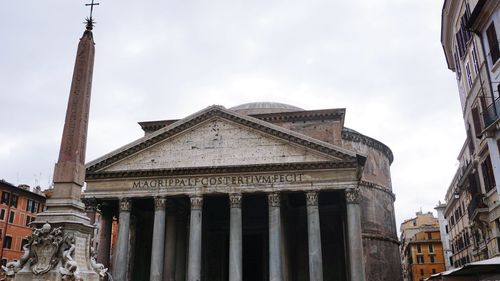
30, 223, 64, 275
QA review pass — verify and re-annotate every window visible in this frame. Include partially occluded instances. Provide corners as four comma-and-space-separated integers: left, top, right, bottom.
20, 239, 28, 251
432, 269, 436, 274
482, 155, 496, 192
10, 194, 17, 208
428, 232, 432, 240
1, 259, 6, 266
0, 209, 5, 220
33, 202, 39, 213
420, 269, 424, 275
430, 255, 435, 263
8, 211, 14, 224
472, 46, 480, 74
1, 192, 10, 205
417, 256, 424, 264
472, 106, 483, 136
486, 22, 500, 64
3, 236, 12, 249
465, 62, 473, 88
25, 215, 31, 226
429, 244, 434, 253
417, 244, 422, 253
413, 220, 417, 226
454, 50, 462, 79
26, 200, 32, 212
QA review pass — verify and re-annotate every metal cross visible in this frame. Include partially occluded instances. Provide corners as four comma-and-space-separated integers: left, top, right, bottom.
85, 0, 100, 19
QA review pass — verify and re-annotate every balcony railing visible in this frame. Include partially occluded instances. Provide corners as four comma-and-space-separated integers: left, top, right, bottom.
482, 96, 500, 128
467, 194, 488, 221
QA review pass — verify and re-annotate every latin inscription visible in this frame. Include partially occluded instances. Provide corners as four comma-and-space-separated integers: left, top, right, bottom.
75, 236, 87, 270
132, 173, 304, 189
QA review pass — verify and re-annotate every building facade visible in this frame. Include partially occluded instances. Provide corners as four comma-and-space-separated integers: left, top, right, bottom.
400, 212, 446, 281
83, 102, 402, 281
0, 180, 46, 266
435, 202, 453, 270
441, 0, 500, 265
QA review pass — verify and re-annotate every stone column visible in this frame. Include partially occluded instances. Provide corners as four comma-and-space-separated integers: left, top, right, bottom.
175, 208, 188, 281
149, 197, 167, 281
97, 202, 114, 269
229, 193, 243, 281
113, 198, 132, 281
306, 191, 323, 281
164, 201, 177, 281
268, 192, 283, 281
187, 196, 203, 281
345, 188, 366, 281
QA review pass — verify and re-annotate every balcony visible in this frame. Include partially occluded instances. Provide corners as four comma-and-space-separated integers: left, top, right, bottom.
482, 96, 500, 129
467, 194, 488, 221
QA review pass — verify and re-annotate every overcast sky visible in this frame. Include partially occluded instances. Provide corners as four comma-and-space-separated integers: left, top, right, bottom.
0, 0, 465, 230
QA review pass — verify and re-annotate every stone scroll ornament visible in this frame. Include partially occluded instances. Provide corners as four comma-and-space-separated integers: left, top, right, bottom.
1, 222, 63, 278
1, 222, 109, 281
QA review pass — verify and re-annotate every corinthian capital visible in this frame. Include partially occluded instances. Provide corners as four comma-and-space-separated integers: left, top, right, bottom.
229, 193, 242, 208
190, 196, 203, 210
154, 197, 167, 210
119, 198, 132, 211
345, 188, 361, 204
305, 191, 319, 206
268, 193, 280, 207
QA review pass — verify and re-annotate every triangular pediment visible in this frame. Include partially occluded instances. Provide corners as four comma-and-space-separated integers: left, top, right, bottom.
86, 106, 357, 173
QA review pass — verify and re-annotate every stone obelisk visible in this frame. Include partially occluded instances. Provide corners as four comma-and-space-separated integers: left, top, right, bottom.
9, 19, 105, 281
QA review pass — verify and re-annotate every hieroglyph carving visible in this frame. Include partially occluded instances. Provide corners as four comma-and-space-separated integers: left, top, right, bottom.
345, 188, 361, 204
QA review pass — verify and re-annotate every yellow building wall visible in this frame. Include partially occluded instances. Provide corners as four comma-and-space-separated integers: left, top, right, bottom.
410, 231, 446, 281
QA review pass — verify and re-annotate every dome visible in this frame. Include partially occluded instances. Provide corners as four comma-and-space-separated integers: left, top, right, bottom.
230, 102, 304, 115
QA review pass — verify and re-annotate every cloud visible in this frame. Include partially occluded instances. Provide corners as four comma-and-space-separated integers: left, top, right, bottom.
1, 0, 465, 231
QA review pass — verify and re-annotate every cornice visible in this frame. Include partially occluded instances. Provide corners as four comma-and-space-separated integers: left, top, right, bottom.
358, 180, 395, 201
341, 129, 394, 164
87, 107, 357, 173
249, 109, 345, 123
138, 108, 346, 133
86, 161, 357, 180
362, 232, 400, 246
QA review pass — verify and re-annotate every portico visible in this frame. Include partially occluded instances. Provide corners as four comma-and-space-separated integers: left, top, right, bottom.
88, 187, 362, 281
82, 104, 401, 281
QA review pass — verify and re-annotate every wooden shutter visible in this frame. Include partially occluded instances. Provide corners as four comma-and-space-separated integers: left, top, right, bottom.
486, 23, 500, 63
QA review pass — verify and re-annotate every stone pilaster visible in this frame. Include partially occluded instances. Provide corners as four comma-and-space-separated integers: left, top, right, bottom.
345, 188, 366, 281
306, 191, 323, 281
187, 196, 203, 281
229, 193, 243, 281
268, 192, 283, 281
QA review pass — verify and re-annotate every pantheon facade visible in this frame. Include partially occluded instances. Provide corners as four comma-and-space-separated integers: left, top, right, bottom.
83, 102, 402, 281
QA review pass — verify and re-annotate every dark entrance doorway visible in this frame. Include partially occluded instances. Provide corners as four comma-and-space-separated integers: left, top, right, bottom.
242, 194, 269, 281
